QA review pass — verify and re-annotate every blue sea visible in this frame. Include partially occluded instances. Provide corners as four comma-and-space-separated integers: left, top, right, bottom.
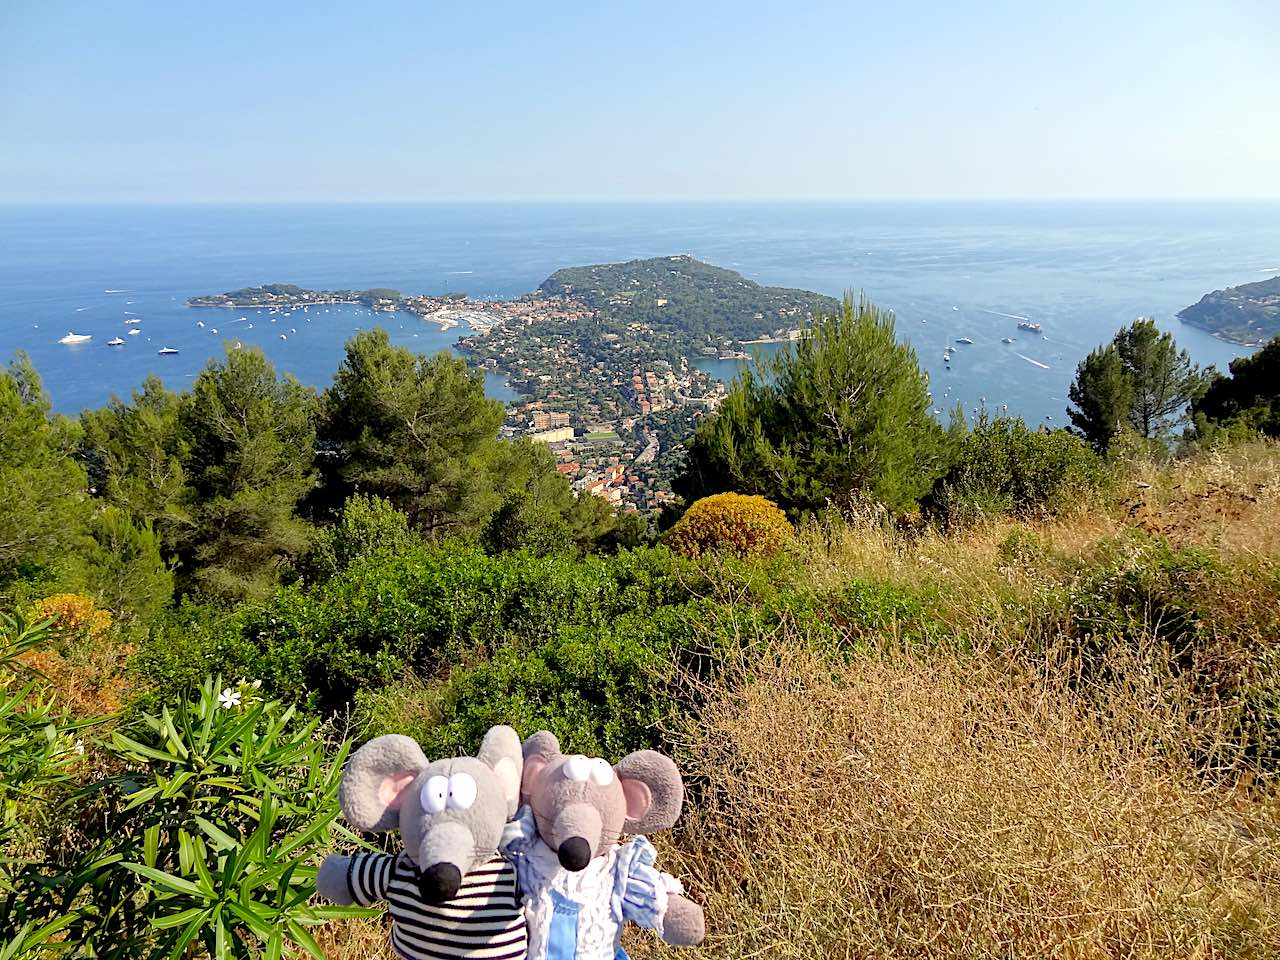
2, 202, 1278, 424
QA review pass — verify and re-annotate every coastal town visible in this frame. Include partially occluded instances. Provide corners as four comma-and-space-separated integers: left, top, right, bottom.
188, 258, 836, 511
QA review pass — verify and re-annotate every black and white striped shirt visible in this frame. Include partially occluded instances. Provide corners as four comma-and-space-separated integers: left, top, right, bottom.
346, 852, 527, 960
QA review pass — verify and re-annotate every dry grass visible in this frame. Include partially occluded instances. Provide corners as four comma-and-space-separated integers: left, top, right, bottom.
634, 644, 1280, 960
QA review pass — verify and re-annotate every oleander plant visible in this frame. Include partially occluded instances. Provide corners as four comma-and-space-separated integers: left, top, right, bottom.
1, 624, 371, 959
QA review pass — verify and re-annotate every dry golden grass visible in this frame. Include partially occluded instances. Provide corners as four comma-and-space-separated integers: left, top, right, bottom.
633, 644, 1280, 960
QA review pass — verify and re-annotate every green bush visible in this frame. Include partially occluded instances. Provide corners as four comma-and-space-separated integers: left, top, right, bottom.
295, 493, 421, 584
0, 614, 86, 852
930, 414, 1111, 525
33, 678, 367, 958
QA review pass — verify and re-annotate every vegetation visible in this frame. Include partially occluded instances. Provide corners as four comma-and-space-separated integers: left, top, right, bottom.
664, 493, 793, 560
1193, 335, 1280, 439
676, 293, 951, 515
6, 300, 1280, 957
538, 255, 838, 342
1068, 318, 1207, 452
928, 413, 1111, 523
1177, 274, 1280, 345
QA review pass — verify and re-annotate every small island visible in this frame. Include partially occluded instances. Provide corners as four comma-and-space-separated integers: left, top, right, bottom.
1176, 275, 1280, 345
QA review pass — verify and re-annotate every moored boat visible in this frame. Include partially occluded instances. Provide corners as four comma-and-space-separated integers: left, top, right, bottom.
59, 332, 91, 344
107, 337, 125, 346
157, 346, 179, 355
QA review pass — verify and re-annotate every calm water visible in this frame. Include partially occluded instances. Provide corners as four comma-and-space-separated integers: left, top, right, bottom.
2, 203, 1278, 423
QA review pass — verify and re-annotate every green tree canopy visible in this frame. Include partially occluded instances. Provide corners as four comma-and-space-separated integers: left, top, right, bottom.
177, 346, 318, 600
1192, 335, 1280, 438
0, 353, 94, 595
675, 293, 949, 515
79, 375, 191, 553
318, 330, 506, 535
1069, 318, 1206, 452
1067, 344, 1132, 453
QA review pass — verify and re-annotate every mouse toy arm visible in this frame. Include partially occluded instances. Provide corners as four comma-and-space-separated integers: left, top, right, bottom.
615, 837, 707, 946
316, 851, 395, 907
661, 892, 706, 946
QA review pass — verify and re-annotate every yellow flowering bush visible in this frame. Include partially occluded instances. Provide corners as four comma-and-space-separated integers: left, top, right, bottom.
30, 594, 112, 643
665, 492, 793, 560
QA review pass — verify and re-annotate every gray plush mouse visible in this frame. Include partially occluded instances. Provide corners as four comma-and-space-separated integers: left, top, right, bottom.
316, 725, 527, 960
500, 731, 705, 960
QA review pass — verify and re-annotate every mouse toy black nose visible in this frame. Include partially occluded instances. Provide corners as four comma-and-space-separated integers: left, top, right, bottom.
418, 863, 462, 903
558, 836, 592, 871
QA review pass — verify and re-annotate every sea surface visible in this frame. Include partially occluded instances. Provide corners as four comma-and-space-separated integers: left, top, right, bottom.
2, 202, 1278, 424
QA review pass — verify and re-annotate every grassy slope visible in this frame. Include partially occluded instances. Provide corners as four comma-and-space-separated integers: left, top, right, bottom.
316, 442, 1280, 960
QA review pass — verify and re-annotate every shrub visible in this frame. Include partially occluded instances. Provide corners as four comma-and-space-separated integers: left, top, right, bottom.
29, 594, 111, 644
1062, 531, 1280, 769
23, 594, 132, 717
996, 527, 1048, 567
481, 490, 574, 557
665, 493, 793, 560
296, 493, 421, 584
929, 414, 1111, 524
20, 678, 369, 958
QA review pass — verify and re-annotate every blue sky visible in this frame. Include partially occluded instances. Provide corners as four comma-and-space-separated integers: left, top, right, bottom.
2, 0, 1277, 202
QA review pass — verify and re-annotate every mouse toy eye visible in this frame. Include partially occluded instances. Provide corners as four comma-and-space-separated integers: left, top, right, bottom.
447, 772, 477, 810
589, 758, 614, 786
563, 754, 591, 782
421, 775, 448, 814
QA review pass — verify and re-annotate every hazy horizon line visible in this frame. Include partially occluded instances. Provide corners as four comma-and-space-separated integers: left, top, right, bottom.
4, 196, 1280, 208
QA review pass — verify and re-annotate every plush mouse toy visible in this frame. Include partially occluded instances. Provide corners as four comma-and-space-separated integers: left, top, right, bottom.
501, 731, 705, 960
317, 725, 528, 960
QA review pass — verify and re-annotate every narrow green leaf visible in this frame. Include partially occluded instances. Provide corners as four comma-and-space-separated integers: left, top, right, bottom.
121, 862, 208, 899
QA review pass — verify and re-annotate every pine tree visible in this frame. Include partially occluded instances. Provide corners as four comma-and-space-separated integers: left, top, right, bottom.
178, 346, 318, 599
1068, 319, 1205, 452
676, 293, 948, 515
1067, 344, 1132, 453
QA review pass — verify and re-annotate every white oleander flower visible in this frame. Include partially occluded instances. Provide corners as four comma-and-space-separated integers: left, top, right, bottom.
218, 687, 241, 710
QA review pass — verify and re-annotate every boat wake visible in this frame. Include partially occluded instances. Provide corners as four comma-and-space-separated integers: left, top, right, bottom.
1016, 353, 1051, 370
977, 308, 1032, 322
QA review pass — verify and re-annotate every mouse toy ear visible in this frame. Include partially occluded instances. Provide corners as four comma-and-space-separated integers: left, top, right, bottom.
478, 725, 524, 817
340, 734, 429, 832
520, 731, 562, 800
615, 750, 684, 834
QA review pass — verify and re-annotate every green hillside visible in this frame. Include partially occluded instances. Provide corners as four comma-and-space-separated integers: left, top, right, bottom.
1177, 275, 1280, 344
537, 254, 839, 341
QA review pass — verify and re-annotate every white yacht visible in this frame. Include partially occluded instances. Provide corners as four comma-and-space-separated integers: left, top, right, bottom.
157, 347, 179, 355
123, 317, 142, 325
107, 337, 125, 346
128, 328, 141, 336
59, 332, 91, 344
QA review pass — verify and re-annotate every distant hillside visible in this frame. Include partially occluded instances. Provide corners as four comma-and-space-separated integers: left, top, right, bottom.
537, 255, 839, 341
1177, 275, 1280, 345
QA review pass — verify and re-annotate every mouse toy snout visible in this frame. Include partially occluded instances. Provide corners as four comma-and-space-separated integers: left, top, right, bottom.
557, 836, 592, 871
417, 862, 463, 904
